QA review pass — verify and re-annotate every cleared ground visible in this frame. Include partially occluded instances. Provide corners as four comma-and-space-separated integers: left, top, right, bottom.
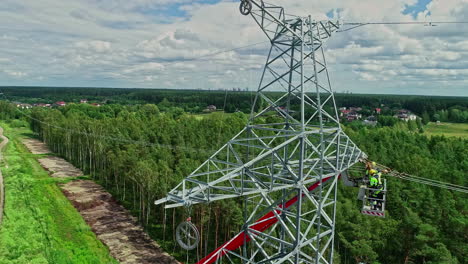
424, 122, 468, 139
62, 180, 178, 264
19, 127, 178, 264
22, 139, 83, 178
21, 138, 51, 154
38, 156, 84, 178
0, 124, 118, 264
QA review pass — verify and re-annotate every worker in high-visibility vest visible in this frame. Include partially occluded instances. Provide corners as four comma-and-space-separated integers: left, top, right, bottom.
370, 183, 384, 210
365, 161, 377, 182
368, 168, 382, 210
369, 172, 379, 187
371, 168, 388, 210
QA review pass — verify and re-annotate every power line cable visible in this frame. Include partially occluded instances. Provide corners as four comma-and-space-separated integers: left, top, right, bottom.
374, 162, 468, 193
338, 21, 468, 32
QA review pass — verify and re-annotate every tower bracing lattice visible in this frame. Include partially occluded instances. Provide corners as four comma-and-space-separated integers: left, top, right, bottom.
156, 1, 366, 263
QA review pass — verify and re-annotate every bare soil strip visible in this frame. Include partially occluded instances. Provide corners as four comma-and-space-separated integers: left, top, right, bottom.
38, 157, 83, 178
22, 139, 82, 178
21, 137, 178, 264
62, 180, 178, 264
0, 127, 8, 226
21, 138, 50, 154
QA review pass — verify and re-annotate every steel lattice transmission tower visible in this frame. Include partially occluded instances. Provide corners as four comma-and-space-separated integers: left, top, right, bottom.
156, 1, 366, 263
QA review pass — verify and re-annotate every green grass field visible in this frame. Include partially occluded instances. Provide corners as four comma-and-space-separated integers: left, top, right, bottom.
189, 111, 233, 120
0, 124, 118, 264
424, 122, 468, 139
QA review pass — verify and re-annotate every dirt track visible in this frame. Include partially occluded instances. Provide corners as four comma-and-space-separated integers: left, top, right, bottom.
38, 157, 83, 178
22, 138, 50, 154
22, 139, 83, 178
0, 127, 9, 226
21, 137, 179, 264
62, 180, 178, 264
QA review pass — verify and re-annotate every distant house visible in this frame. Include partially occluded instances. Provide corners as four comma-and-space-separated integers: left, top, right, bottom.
375, 108, 381, 114
404, 114, 418, 121
340, 108, 362, 121
340, 109, 351, 117
394, 110, 417, 121
90, 103, 101, 107
206, 105, 217, 111
16, 103, 32, 109
55, 101, 66, 107
346, 111, 362, 122
349, 107, 362, 112
34, 103, 50, 108
364, 116, 378, 126
80, 99, 88, 104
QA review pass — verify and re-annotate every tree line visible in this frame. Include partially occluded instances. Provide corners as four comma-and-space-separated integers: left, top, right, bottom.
0, 100, 466, 263
2, 86, 467, 118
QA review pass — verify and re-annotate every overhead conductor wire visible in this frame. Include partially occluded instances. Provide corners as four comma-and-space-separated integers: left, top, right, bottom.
338, 21, 468, 32
374, 163, 468, 194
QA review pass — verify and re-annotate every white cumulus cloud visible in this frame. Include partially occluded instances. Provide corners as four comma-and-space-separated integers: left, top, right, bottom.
3, 70, 28, 78
0, 0, 467, 96
75, 40, 112, 53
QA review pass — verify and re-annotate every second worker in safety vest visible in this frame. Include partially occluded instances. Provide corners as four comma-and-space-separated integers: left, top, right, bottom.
369, 169, 384, 210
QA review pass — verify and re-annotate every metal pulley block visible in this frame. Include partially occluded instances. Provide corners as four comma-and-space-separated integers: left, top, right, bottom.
176, 217, 200, 250
239, 0, 252, 16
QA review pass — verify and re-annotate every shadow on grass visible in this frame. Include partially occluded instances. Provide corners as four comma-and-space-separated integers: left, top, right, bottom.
19, 132, 40, 139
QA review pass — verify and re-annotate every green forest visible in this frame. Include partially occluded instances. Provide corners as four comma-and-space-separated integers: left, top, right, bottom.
0, 89, 466, 263
2, 86, 468, 123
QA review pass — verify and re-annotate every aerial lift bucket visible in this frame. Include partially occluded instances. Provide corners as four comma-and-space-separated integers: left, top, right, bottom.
361, 179, 387, 217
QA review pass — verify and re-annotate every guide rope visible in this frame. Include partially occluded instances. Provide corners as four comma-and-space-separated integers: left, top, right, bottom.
370, 161, 468, 194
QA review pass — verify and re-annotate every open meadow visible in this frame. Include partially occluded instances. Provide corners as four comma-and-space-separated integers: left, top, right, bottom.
425, 122, 468, 139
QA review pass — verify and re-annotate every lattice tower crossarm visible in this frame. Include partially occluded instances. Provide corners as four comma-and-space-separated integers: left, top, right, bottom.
155, 1, 366, 263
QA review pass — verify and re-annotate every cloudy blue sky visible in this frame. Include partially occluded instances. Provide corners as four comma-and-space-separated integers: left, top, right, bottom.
1, 0, 468, 96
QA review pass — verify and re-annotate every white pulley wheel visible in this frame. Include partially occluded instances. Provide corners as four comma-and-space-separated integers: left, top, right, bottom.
176, 220, 200, 250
